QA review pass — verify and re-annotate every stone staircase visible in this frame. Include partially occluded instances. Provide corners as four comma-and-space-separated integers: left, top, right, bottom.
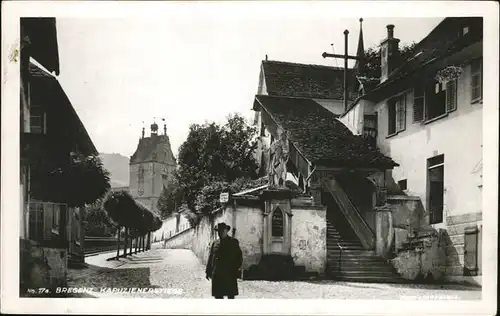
324, 192, 406, 283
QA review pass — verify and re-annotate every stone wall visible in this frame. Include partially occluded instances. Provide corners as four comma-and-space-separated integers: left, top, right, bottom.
234, 206, 263, 270
442, 212, 482, 282
162, 228, 195, 249
386, 195, 426, 253
190, 207, 234, 266
152, 212, 191, 243
290, 200, 327, 274
20, 239, 67, 294
189, 197, 328, 277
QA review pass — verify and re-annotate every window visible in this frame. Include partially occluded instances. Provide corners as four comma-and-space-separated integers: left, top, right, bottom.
29, 103, 46, 134
271, 208, 284, 237
398, 179, 407, 191
51, 204, 60, 234
471, 58, 482, 103
427, 154, 444, 224
462, 26, 469, 36
138, 166, 145, 196
388, 93, 406, 135
427, 82, 447, 119
413, 79, 457, 123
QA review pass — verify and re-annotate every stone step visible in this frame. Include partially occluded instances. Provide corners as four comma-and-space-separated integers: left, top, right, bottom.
335, 269, 398, 276
326, 241, 363, 246
331, 265, 397, 274
332, 275, 408, 283
327, 249, 375, 255
327, 257, 393, 265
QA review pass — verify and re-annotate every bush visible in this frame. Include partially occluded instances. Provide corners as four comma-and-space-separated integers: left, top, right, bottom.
102, 190, 162, 234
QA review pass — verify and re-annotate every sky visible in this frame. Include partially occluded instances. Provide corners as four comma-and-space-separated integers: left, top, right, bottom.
55, 13, 443, 159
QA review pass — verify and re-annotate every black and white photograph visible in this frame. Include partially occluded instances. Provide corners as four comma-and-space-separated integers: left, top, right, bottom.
1, 1, 498, 315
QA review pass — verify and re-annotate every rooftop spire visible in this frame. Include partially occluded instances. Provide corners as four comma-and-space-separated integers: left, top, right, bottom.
151, 117, 158, 136
354, 18, 365, 73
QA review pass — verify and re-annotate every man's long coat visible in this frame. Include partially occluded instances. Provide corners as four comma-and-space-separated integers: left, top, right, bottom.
206, 236, 243, 297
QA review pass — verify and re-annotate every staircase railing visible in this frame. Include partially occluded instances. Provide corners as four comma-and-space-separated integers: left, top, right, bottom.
337, 242, 344, 275
323, 178, 375, 250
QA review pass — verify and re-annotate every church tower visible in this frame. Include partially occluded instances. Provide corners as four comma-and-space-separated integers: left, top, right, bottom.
129, 119, 177, 213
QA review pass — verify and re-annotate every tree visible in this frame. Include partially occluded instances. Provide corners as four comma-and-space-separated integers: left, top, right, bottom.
157, 181, 183, 219
362, 42, 418, 79
84, 200, 117, 237
32, 153, 111, 207
176, 114, 259, 210
102, 190, 162, 259
174, 113, 259, 223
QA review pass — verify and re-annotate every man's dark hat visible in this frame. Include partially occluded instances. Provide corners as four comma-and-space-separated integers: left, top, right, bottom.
215, 222, 231, 231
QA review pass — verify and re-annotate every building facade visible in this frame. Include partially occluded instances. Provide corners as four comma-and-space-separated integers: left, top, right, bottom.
20, 18, 100, 291
340, 17, 483, 284
129, 122, 177, 213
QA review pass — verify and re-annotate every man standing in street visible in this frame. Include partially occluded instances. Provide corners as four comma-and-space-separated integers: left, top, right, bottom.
206, 222, 243, 299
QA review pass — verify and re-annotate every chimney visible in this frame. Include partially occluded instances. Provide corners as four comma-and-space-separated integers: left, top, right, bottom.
141, 127, 145, 139
387, 24, 394, 39
380, 24, 400, 83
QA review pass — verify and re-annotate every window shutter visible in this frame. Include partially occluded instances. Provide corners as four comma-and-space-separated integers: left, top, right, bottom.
398, 94, 407, 132
464, 226, 479, 276
446, 79, 457, 113
395, 99, 401, 132
470, 59, 482, 102
413, 87, 424, 123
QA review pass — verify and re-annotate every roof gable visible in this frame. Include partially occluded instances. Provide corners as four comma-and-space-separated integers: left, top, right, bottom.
262, 60, 357, 100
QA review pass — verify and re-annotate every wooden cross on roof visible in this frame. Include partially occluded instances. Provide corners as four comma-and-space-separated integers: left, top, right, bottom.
322, 18, 365, 112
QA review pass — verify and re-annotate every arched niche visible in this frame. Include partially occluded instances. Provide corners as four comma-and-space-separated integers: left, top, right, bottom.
263, 202, 292, 255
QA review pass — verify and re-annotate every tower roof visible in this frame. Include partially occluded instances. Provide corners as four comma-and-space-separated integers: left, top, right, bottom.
130, 134, 176, 165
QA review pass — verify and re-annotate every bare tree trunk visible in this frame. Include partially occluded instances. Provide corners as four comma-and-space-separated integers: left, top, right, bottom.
147, 232, 151, 250
116, 226, 121, 259
123, 228, 128, 257
128, 236, 134, 255
135, 237, 138, 254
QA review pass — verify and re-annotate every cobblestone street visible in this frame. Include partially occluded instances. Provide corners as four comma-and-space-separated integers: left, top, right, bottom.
67, 245, 481, 300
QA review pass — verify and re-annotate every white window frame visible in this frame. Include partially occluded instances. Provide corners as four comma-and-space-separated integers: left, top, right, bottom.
386, 92, 406, 137
470, 58, 482, 104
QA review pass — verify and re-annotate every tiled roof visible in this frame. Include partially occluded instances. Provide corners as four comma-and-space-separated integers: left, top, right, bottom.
262, 60, 357, 100
254, 95, 398, 168
384, 17, 483, 85
130, 134, 176, 165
